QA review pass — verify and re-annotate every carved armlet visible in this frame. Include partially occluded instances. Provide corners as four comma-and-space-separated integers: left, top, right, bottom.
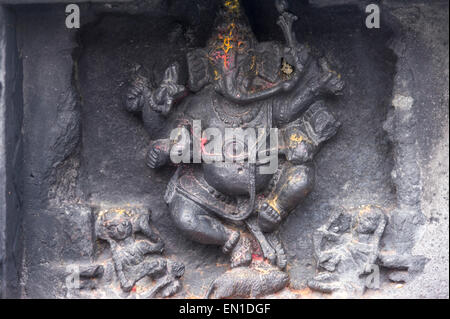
280, 101, 340, 164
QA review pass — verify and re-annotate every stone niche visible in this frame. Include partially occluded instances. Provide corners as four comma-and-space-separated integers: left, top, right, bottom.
0, 0, 448, 299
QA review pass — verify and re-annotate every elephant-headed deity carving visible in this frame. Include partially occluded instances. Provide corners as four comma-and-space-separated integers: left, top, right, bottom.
124, 0, 344, 298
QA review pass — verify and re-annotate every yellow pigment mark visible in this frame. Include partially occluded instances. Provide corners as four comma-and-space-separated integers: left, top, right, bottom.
359, 205, 373, 216
98, 208, 132, 218
223, 36, 233, 53
229, 23, 236, 34
290, 133, 312, 145
220, 23, 236, 54
250, 55, 256, 71
224, 0, 240, 12
265, 174, 296, 215
267, 196, 281, 215
214, 70, 220, 81
281, 59, 294, 75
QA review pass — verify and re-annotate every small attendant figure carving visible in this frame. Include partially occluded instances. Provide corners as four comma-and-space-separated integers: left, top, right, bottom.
308, 205, 387, 294
96, 208, 184, 298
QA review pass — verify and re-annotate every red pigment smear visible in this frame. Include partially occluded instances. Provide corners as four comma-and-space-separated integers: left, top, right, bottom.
252, 254, 263, 261
213, 51, 231, 70
201, 137, 208, 153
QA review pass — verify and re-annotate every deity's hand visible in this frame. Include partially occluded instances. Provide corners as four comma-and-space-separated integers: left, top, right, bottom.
277, 11, 298, 48
146, 139, 170, 169
258, 202, 283, 233
280, 46, 307, 92
317, 60, 345, 95
125, 73, 150, 113
150, 63, 186, 116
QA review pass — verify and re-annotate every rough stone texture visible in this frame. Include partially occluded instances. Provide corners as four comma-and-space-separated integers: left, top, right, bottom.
369, 0, 449, 298
15, 4, 88, 298
0, 0, 448, 298
0, 5, 23, 298
76, 3, 233, 297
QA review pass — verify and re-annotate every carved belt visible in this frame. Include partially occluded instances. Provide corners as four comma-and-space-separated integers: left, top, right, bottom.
164, 166, 256, 221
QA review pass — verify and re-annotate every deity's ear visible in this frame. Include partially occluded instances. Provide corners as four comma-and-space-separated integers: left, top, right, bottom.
187, 49, 210, 92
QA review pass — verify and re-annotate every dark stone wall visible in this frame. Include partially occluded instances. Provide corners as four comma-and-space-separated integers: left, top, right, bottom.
375, 0, 449, 298
0, 5, 24, 298
14, 4, 88, 298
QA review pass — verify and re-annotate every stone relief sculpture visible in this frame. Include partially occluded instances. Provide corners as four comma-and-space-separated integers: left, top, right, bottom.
124, 0, 344, 298
0, 0, 444, 301
307, 205, 387, 295
95, 208, 185, 298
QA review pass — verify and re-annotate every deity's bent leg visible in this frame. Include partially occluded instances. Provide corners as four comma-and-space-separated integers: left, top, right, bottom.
169, 193, 238, 249
266, 163, 315, 216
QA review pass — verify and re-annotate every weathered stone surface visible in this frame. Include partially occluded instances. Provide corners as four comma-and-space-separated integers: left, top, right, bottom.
0, 0, 447, 299
75, 0, 397, 296
374, 0, 449, 298
15, 4, 86, 297
0, 5, 23, 298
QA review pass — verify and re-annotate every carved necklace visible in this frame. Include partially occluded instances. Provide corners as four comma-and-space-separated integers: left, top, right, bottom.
212, 95, 263, 127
